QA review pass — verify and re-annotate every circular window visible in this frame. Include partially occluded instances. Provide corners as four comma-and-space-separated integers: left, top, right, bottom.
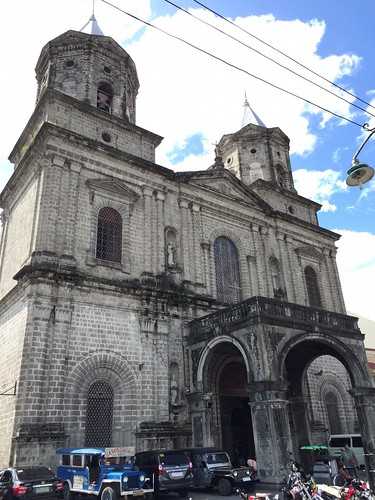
102, 132, 112, 143
104, 66, 111, 74
65, 60, 74, 68
251, 148, 256, 154
226, 157, 233, 165
288, 205, 294, 214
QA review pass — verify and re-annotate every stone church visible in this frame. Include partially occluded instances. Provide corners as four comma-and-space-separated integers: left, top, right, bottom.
1, 20, 375, 483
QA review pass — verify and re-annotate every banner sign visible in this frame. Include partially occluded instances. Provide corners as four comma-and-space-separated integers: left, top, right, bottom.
104, 447, 135, 458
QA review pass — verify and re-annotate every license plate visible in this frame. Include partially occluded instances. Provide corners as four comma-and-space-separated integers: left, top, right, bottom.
132, 491, 144, 496
242, 477, 252, 482
34, 485, 52, 494
170, 472, 184, 479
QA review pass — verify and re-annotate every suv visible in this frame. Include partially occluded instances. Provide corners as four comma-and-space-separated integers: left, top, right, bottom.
0, 467, 63, 500
56, 447, 153, 500
134, 450, 193, 497
181, 448, 256, 496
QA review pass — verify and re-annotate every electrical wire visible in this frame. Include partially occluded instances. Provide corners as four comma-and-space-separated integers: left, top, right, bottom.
162, 0, 375, 121
192, 0, 375, 113
101, 0, 365, 128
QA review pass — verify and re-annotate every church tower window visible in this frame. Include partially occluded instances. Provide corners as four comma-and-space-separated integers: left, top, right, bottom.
96, 207, 122, 263
305, 266, 321, 308
85, 380, 114, 447
97, 82, 113, 113
214, 237, 241, 304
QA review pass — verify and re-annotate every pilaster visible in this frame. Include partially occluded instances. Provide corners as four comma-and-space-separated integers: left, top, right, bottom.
155, 191, 165, 274
179, 199, 192, 283
142, 186, 153, 274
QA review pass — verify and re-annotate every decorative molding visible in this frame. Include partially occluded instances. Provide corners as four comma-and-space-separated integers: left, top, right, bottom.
87, 178, 140, 204
295, 245, 324, 262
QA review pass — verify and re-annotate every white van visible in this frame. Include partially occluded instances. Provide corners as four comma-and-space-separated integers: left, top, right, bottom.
328, 434, 365, 467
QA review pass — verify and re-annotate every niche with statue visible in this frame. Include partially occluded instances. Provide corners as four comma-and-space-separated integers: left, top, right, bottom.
165, 227, 179, 270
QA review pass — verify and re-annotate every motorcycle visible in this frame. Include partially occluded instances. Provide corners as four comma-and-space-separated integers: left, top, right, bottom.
281, 460, 324, 500
340, 479, 372, 500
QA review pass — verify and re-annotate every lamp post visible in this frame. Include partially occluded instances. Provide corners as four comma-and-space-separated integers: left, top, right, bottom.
346, 124, 375, 187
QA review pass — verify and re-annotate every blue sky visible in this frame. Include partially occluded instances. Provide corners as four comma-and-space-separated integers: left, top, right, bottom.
0, 0, 374, 321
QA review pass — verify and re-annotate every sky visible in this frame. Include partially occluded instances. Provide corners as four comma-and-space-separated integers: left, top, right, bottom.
0, 0, 374, 323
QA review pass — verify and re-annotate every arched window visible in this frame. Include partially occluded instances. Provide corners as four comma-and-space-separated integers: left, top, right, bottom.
97, 82, 113, 113
214, 237, 241, 304
270, 257, 285, 299
85, 380, 114, 447
305, 266, 321, 308
96, 207, 122, 263
325, 391, 342, 434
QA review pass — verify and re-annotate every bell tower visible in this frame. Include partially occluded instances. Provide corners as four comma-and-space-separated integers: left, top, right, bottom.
35, 29, 139, 124
218, 96, 295, 192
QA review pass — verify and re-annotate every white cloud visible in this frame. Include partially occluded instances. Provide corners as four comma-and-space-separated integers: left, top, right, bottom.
335, 229, 375, 323
293, 168, 347, 211
127, 10, 360, 170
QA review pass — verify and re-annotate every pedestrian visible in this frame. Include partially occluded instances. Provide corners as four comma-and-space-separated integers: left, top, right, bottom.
341, 444, 358, 477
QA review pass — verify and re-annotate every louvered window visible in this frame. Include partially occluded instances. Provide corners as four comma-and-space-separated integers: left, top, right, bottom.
305, 266, 321, 307
214, 237, 241, 304
96, 207, 122, 263
85, 381, 114, 447
97, 82, 113, 113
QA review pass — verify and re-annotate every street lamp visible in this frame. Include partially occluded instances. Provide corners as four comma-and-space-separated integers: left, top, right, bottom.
346, 124, 375, 187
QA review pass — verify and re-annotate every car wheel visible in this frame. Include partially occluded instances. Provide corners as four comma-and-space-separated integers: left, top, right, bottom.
63, 483, 76, 500
101, 486, 117, 500
178, 490, 188, 498
218, 478, 232, 496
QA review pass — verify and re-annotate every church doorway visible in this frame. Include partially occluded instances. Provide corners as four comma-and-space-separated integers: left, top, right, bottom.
201, 340, 255, 466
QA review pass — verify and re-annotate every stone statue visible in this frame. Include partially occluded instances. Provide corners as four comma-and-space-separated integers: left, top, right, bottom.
167, 242, 176, 267
170, 374, 179, 406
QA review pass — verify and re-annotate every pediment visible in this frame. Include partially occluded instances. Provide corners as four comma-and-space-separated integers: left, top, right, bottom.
295, 245, 324, 262
186, 170, 272, 212
86, 178, 140, 203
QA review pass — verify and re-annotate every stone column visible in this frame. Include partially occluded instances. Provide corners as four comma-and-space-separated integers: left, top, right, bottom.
251, 224, 267, 296
277, 233, 295, 302
155, 191, 165, 274
191, 203, 204, 286
250, 389, 293, 483
63, 161, 81, 258
351, 387, 375, 491
35, 155, 64, 253
142, 187, 153, 274
179, 199, 192, 283
246, 255, 258, 297
329, 249, 346, 313
201, 242, 211, 295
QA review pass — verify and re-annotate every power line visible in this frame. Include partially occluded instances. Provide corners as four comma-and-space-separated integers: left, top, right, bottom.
162, 0, 375, 121
192, 0, 375, 113
101, 0, 364, 128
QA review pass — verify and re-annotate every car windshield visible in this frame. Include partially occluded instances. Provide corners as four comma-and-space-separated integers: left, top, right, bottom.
104, 457, 133, 468
206, 453, 230, 464
160, 453, 189, 466
16, 468, 55, 481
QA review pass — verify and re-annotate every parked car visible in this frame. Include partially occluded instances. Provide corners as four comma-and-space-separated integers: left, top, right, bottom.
134, 450, 193, 497
328, 434, 365, 467
0, 466, 63, 500
56, 447, 153, 500
181, 448, 256, 496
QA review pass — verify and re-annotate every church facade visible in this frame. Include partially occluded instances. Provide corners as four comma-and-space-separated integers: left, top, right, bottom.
0, 28, 375, 483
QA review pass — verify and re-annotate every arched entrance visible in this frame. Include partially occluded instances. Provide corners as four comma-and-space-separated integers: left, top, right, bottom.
281, 337, 366, 464
200, 338, 255, 465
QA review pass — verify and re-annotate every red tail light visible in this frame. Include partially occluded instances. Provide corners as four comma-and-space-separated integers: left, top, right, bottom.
188, 462, 193, 470
12, 485, 28, 496
158, 464, 166, 476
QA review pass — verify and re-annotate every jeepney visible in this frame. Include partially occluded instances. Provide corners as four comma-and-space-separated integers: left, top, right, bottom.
56, 447, 154, 500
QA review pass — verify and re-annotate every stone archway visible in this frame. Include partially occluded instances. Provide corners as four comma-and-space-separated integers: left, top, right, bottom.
196, 337, 255, 465
279, 335, 375, 475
